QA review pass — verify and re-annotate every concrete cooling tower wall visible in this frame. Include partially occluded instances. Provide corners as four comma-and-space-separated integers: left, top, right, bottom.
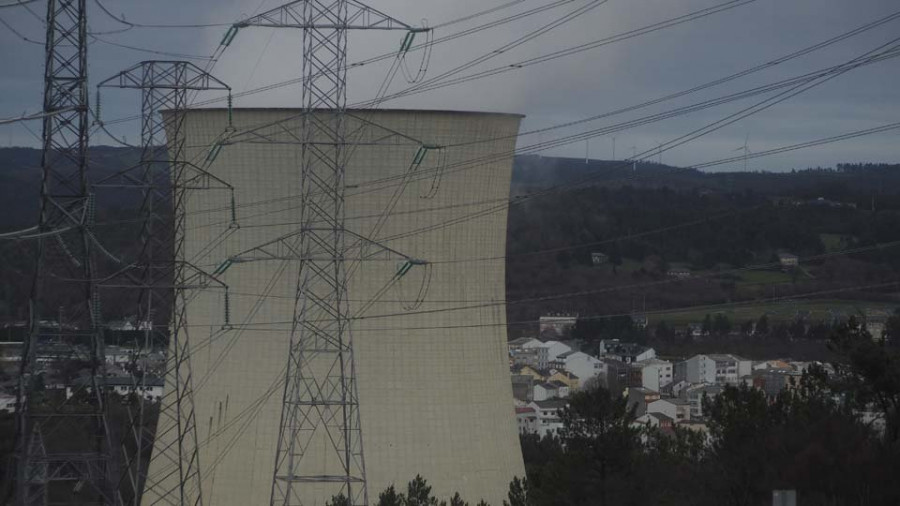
147, 109, 524, 505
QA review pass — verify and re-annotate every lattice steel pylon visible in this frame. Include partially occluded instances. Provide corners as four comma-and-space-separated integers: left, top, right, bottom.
13, 0, 114, 504
234, 3, 425, 505
95, 61, 232, 506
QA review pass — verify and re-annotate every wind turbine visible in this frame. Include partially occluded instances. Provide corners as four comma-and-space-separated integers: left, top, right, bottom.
734, 133, 752, 171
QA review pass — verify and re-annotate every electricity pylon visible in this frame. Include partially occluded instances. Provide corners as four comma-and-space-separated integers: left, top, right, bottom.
95, 61, 232, 505
14, 0, 114, 504
233, 2, 426, 504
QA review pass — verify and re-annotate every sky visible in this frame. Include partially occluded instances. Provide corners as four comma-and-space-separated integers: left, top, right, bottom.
1, 0, 898, 171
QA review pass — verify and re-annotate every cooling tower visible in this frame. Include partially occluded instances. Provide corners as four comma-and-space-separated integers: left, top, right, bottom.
147, 109, 524, 505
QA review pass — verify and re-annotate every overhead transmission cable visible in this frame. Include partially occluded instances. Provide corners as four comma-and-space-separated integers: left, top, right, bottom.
96, 0, 595, 126
138, 38, 900, 253
0, 0, 38, 9
167, 9, 900, 224
92, 0, 236, 28
185, 239, 900, 329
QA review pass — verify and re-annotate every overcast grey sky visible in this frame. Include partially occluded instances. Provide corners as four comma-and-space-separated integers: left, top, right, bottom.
1, 0, 898, 171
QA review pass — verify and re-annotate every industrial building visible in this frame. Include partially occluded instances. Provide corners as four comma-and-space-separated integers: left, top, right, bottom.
146, 108, 525, 504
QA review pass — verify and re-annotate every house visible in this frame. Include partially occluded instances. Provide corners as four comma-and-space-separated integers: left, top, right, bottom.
752, 359, 793, 372
599, 339, 656, 363
508, 337, 546, 369
667, 266, 691, 279
515, 407, 538, 434
680, 354, 751, 385
707, 354, 752, 384
67, 375, 164, 402
547, 370, 579, 390
748, 370, 798, 400
646, 398, 678, 421
778, 252, 799, 269
627, 387, 661, 416
632, 314, 649, 329
669, 397, 691, 423
864, 310, 889, 341
539, 314, 578, 338
533, 382, 559, 402
633, 412, 674, 432
595, 358, 629, 396
513, 365, 547, 383
632, 358, 673, 391
105, 346, 135, 367
511, 374, 534, 402
0, 392, 16, 413
528, 399, 568, 438
553, 351, 603, 386
510, 346, 548, 370
687, 323, 704, 338
0, 341, 23, 363
526, 340, 572, 362
550, 380, 571, 399
685, 384, 723, 419
591, 252, 608, 265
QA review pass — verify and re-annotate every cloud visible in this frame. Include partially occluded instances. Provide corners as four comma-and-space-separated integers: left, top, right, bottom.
0, 0, 897, 170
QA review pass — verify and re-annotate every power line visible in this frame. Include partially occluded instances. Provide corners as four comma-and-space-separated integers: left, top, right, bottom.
92, 0, 235, 28
96, 0, 593, 126
0, 0, 38, 9
0, 13, 42, 44
162, 11, 900, 227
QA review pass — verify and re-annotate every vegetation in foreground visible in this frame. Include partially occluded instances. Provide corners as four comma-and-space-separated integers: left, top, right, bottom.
345, 319, 900, 506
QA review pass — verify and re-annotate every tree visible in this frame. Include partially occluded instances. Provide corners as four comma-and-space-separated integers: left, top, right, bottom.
654, 320, 675, 343
829, 317, 900, 443
701, 314, 712, 336
755, 314, 769, 336
448, 492, 468, 506
712, 314, 731, 336
377, 485, 405, 506
406, 475, 438, 506
886, 308, 900, 345
326, 494, 350, 506
503, 477, 529, 506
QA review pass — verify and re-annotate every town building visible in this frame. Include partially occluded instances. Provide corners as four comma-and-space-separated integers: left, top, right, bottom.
778, 252, 799, 269
591, 252, 608, 265
539, 315, 578, 338
511, 374, 534, 402
667, 266, 692, 279
598, 339, 656, 363
0, 391, 16, 413
533, 382, 559, 402
526, 340, 572, 362
632, 358, 673, 391
627, 387, 661, 416
552, 351, 602, 386
515, 407, 538, 434
527, 399, 568, 438
678, 353, 751, 385
685, 384, 724, 419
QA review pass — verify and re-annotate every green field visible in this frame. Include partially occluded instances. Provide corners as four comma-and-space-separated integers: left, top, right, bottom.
820, 233, 852, 252
736, 269, 794, 285
652, 299, 896, 327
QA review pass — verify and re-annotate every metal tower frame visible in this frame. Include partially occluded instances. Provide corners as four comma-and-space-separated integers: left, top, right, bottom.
95, 61, 232, 506
14, 0, 114, 504
234, 2, 424, 504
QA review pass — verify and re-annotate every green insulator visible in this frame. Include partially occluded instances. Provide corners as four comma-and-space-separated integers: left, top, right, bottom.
221, 26, 239, 47
207, 142, 223, 163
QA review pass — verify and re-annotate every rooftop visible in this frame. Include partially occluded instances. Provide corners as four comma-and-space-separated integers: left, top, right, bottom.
532, 399, 568, 410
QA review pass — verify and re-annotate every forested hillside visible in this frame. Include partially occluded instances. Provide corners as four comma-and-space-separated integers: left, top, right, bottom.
2, 147, 899, 349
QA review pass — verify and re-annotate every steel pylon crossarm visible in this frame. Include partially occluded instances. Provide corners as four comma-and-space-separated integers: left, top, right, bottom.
94, 60, 232, 506
235, 0, 415, 30
234, 2, 420, 505
13, 0, 116, 505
